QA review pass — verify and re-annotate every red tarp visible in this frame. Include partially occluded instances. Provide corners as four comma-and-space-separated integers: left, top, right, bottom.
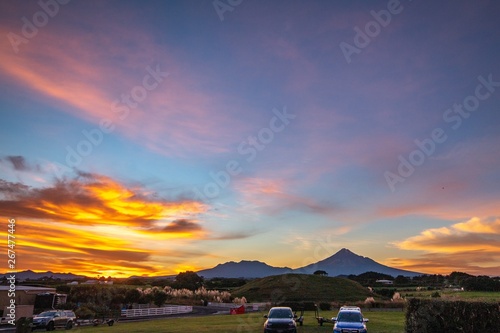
230, 305, 245, 315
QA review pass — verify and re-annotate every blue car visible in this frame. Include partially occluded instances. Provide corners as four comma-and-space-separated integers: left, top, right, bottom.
332, 306, 368, 333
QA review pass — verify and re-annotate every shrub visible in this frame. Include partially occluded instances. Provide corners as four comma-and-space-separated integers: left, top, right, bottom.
405, 298, 500, 333
319, 302, 331, 311
364, 297, 375, 304
392, 292, 403, 301
277, 301, 316, 311
16, 317, 32, 333
233, 297, 247, 304
430, 291, 440, 298
75, 305, 95, 319
376, 288, 396, 299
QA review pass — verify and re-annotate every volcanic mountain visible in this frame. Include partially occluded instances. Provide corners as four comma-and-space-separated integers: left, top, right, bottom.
294, 248, 420, 277
197, 248, 420, 278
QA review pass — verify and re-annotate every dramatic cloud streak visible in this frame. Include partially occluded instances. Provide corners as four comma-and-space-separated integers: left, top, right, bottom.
0, 168, 210, 277
0, 171, 206, 230
389, 217, 500, 275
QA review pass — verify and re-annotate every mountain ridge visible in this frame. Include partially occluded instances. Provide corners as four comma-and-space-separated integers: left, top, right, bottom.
198, 248, 422, 278
197, 259, 294, 279
0, 270, 86, 281
1, 248, 422, 279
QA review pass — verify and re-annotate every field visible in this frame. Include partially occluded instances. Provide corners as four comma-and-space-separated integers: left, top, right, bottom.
399, 290, 500, 302
73, 310, 406, 333
46, 283, 498, 333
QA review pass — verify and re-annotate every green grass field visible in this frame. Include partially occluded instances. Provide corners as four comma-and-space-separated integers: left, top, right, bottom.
400, 290, 500, 302
72, 310, 406, 333
65, 290, 500, 333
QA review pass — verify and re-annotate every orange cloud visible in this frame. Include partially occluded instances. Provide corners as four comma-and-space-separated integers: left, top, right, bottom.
0, 170, 210, 277
384, 253, 500, 276
0, 172, 206, 229
394, 217, 500, 253
453, 217, 500, 234
390, 217, 500, 275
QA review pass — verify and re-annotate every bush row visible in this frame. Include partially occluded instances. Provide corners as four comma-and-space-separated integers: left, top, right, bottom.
405, 298, 500, 333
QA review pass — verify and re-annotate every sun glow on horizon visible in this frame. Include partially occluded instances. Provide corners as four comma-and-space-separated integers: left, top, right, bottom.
0, 173, 208, 278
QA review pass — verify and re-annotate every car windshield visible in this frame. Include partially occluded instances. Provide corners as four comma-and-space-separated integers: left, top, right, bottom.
268, 309, 293, 319
38, 311, 57, 317
337, 312, 362, 322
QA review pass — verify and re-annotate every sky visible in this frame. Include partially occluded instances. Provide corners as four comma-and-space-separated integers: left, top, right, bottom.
0, 0, 499, 278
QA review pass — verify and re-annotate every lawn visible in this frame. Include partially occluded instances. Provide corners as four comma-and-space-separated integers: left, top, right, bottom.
72, 310, 406, 333
400, 290, 500, 302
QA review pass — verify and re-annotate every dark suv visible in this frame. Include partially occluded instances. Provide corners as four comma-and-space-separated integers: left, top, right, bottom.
32, 310, 75, 331
263, 306, 297, 333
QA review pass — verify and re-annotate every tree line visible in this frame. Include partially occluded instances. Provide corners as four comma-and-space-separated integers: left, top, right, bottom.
347, 271, 500, 291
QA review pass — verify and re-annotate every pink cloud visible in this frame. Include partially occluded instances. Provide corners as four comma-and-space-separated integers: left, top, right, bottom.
234, 177, 338, 216
0, 16, 250, 157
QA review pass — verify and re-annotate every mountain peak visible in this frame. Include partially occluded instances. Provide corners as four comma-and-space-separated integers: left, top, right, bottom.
298, 248, 420, 277
337, 248, 354, 255
196, 248, 421, 279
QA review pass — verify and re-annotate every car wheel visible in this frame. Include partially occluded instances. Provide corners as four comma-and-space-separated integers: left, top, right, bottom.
66, 321, 73, 330
46, 321, 55, 331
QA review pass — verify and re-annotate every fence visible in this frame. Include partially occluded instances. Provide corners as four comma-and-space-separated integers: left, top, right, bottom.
207, 302, 268, 311
121, 305, 193, 318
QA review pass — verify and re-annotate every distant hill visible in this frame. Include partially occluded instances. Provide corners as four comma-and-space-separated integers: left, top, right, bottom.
231, 273, 373, 302
197, 260, 293, 279
0, 270, 85, 281
197, 248, 421, 279
295, 248, 421, 277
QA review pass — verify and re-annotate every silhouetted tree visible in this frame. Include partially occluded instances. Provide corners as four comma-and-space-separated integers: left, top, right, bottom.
124, 288, 142, 304
153, 290, 169, 307
448, 271, 473, 285
462, 276, 500, 292
172, 271, 204, 291
394, 275, 410, 285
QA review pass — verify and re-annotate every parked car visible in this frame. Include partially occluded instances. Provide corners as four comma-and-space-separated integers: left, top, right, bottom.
32, 310, 75, 331
263, 306, 297, 333
332, 306, 368, 333
63, 310, 76, 322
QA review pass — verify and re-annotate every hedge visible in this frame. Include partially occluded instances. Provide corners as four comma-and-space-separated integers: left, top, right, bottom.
405, 298, 500, 333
